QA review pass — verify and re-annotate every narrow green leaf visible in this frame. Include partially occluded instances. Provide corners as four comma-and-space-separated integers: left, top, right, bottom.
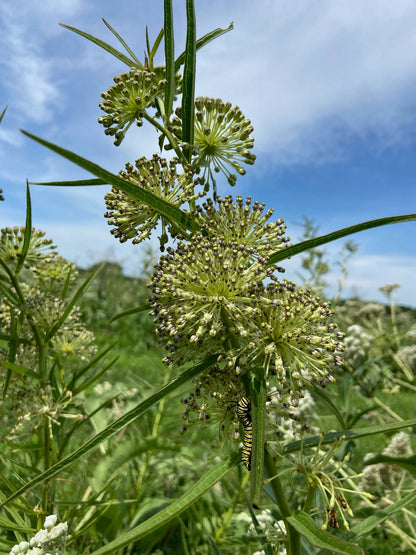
0, 281, 19, 306
181, 0, 196, 161
29, 178, 107, 187
268, 214, 416, 265
0, 359, 38, 380
310, 384, 347, 429
175, 23, 234, 70
14, 183, 32, 275
45, 265, 101, 343
282, 418, 416, 455
101, 18, 143, 67
346, 490, 416, 540
287, 512, 364, 555
164, 0, 175, 119
21, 130, 199, 235
89, 452, 240, 555
145, 25, 151, 63
150, 28, 165, 61
59, 23, 137, 67
0, 355, 218, 507
69, 343, 116, 390
107, 304, 149, 324
75, 356, 119, 394
0, 105, 7, 124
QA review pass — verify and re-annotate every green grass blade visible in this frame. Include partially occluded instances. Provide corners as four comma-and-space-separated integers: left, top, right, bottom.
287, 512, 364, 555
107, 304, 149, 324
29, 178, 107, 187
0, 355, 218, 508
268, 214, 416, 265
59, 23, 137, 67
0, 106, 7, 124
88, 452, 240, 555
21, 130, 199, 234
181, 0, 196, 161
282, 418, 416, 455
164, 0, 175, 119
101, 18, 143, 68
14, 183, 32, 275
175, 23, 234, 70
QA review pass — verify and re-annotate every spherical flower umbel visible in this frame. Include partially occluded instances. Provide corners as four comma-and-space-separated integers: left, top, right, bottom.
0, 227, 56, 271
148, 234, 276, 367
98, 67, 167, 145
168, 97, 256, 191
196, 195, 290, 264
239, 280, 345, 403
104, 154, 201, 247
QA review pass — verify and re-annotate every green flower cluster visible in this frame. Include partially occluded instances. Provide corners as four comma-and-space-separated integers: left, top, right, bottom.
0, 227, 56, 269
104, 154, 202, 247
149, 198, 344, 405
98, 67, 167, 145
196, 195, 290, 262
168, 97, 255, 190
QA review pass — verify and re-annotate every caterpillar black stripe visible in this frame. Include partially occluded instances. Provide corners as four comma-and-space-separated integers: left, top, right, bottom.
236, 397, 252, 471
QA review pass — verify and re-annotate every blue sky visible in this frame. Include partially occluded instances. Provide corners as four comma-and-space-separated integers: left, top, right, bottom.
0, 0, 415, 306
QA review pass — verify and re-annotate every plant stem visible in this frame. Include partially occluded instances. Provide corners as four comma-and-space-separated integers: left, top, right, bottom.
264, 449, 301, 555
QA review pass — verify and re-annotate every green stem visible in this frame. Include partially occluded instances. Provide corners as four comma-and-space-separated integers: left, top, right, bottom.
142, 112, 187, 165
264, 449, 301, 555
249, 372, 266, 506
303, 484, 316, 513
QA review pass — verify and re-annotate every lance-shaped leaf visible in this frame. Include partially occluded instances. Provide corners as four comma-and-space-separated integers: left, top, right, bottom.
101, 18, 143, 67
182, 0, 196, 161
175, 23, 234, 70
287, 512, 364, 555
21, 130, 199, 235
268, 214, 416, 265
282, 418, 416, 455
88, 452, 240, 555
164, 0, 175, 119
59, 23, 138, 67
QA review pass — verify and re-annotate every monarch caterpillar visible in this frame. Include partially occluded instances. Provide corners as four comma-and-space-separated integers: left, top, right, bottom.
236, 397, 252, 471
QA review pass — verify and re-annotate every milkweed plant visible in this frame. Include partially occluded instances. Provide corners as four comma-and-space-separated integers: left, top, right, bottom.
1, 2, 416, 554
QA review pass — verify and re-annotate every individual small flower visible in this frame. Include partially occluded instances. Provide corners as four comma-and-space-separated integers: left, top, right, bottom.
169, 97, 255, 192
0, 227, 56, 270
196, 195, 290, 263
98, 67, 167, 145
104, 154, 200, 248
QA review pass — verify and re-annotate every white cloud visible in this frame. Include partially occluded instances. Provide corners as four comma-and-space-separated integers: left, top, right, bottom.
195, 0, 416, 165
